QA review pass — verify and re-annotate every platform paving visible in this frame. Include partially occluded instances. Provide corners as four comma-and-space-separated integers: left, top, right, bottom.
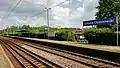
0, 44, 14, 68
8, 36, 120, 53
24, 37, 120, 53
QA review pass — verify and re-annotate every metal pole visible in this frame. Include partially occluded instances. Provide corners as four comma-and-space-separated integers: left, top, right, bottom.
116, 15, 119, 46
46, 8, 50, 39
18, 26, 19, 36
17, 24, 20, 36
4, 29, 6, 35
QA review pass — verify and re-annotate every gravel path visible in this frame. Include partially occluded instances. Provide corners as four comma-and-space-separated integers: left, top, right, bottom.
22, 45, 90, 68
12, 39, 120, 68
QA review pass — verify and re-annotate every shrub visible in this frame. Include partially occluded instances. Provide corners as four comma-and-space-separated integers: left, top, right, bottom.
84, 28, 120, 45
56, 30, 78, 41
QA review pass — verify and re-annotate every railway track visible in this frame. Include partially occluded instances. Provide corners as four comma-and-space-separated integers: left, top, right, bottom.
0, 37, 120, 68
0, 38, 62, 68
0, 37, 90, 68
9, 37, 120, 68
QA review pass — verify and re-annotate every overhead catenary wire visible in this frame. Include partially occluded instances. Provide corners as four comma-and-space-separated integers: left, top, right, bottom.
31, 10, 46, 17
7, 0, 22, 17
0, 0, 22, 30
31, 3, 48, 17
29, 0, 70, 24
1, 0, 20, 20
50, 0, 70, 9
0, 0, 70, 34
32, 0, 70, 17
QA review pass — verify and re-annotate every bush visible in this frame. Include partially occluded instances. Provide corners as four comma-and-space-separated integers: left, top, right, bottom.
56, 30, 78, 41
84, 28, 120, 45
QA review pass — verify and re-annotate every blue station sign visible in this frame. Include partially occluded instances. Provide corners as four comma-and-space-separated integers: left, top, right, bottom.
83, 17, 116, 26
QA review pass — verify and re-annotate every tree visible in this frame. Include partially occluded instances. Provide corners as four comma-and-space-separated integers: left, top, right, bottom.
96, 0, 120, 28
56, 30, 78, 41
6, 26, 18, 34
21, 25, 30, 31
96, 0, 119, 19
113, 1, 120, 15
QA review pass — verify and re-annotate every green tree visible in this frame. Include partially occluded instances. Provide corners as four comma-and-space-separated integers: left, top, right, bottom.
6, 26, 19, 34
96, 0, 120, 19
21, 25, 30, 31
96, 0, 120, 28
113, 1, 120, 15
57, 30, 78, 41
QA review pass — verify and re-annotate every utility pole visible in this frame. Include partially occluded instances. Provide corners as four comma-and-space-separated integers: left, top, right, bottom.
16, 23, 20, 36
46, 0, 50, 39
46, 8, 50, 39
46, 0, 69, 39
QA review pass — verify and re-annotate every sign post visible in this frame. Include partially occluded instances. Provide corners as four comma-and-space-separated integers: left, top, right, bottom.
116, 15, 119, 46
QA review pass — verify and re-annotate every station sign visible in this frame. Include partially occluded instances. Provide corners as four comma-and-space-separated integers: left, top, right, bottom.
83, 17, 116, 26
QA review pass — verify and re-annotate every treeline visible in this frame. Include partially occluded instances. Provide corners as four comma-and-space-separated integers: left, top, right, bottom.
0, 25, 79, 41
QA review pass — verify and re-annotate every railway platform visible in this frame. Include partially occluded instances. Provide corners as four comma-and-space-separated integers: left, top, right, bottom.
0, 36, 120, 67
9, 36, 120, 53
0, 44, 14, 68
7, 36, 120, 63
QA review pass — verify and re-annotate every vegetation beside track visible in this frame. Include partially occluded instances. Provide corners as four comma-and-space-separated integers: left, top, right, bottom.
0, 25, 79, 41
84, 28, 120, 45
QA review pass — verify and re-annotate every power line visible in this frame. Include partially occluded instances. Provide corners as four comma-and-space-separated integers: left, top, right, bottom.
1, 1, 16, 20
31, 9, 46, 17
0, 0, 22, 29
31, 0, 69, 17
0, 0, 17, 29
7, 0, 22, 17
46, 0, 70, 39
50, 0, 70, 9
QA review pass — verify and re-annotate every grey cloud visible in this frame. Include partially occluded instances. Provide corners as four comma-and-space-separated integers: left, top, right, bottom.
0, 0, 99, 29
84, 0, 99, 12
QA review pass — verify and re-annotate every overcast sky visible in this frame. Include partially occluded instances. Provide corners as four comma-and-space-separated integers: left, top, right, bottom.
0, 0, 99, 29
